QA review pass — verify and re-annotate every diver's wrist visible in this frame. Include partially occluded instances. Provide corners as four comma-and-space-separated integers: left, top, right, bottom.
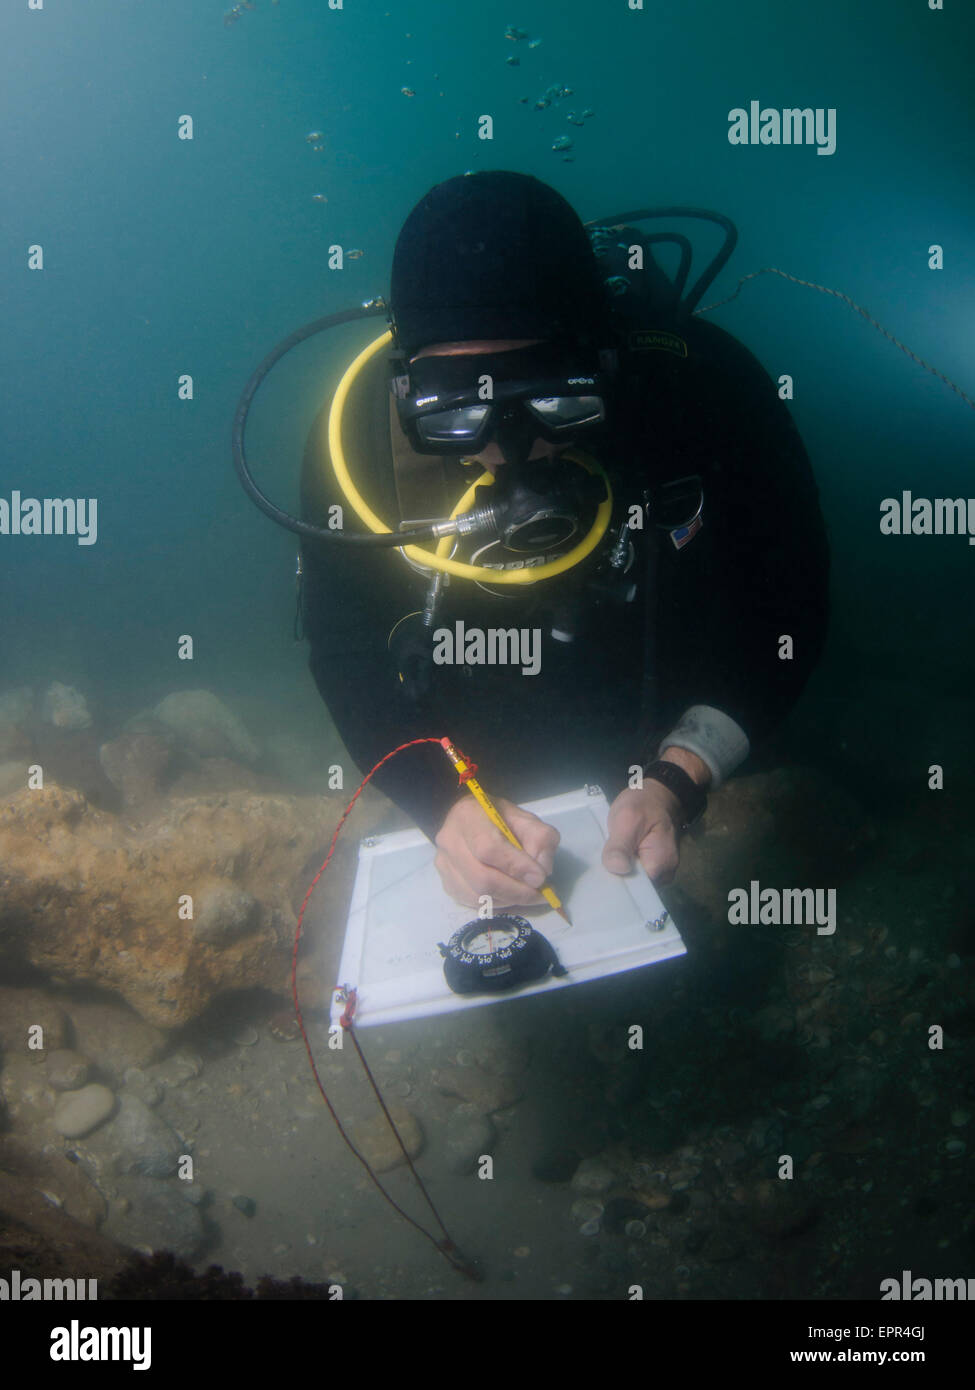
659, 745, 711, 789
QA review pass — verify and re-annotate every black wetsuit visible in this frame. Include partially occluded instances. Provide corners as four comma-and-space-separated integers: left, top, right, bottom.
299, 314, 830, 841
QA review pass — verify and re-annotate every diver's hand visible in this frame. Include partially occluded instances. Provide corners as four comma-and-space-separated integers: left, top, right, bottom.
434, 795, 560, 910
602, 784, 683, 884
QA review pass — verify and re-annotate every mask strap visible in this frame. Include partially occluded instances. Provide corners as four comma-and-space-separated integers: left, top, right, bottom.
388, 389, 452, 523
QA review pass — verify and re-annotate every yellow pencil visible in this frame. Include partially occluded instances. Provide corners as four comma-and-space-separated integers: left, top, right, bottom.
440, 737, 570, 924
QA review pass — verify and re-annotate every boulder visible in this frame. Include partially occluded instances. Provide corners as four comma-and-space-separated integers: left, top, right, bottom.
41, 682, 91, 731
0, 782, 391, 1029
153, 691, 259, 764
98, 733, 172, 809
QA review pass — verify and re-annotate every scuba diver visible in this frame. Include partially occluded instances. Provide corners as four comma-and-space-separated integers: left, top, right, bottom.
239, 170, 830, 910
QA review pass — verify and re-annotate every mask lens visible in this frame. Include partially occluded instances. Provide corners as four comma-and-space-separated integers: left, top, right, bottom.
414, 403, 491, 445
526, 395, 605, 430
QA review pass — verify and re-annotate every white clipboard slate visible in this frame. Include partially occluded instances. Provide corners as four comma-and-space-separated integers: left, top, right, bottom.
328, 786, 686, 1029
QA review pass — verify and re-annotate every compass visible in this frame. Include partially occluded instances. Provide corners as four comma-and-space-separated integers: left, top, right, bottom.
438, 914, 567, 995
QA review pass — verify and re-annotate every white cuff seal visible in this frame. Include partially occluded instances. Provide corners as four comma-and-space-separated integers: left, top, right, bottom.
656, 704, 750, 789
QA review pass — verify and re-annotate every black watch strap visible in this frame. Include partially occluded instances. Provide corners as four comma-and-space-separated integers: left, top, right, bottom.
642, 759, 708, 829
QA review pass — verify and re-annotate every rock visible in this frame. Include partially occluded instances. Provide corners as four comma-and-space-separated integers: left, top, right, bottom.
191, 883, 260, 944
121, 1067, 164, 1108
432, 1066, 524, 1114
232, 1194, 256, 1217
67, 1000, 167, 1085
570, 1156, 617, 1195
0, 986, 70, 1055
668, 767, 869, 922
101, 1176, 206, 1259
53, 1084, 116, 1138
570, 1198, 603, 1224
98, 733, 172, 809
144, 1053, 203, 1091
0, 784, 378, 1028
350, 1105, 423, 1174
100, 1094, 182, 1177
154, 690, 259, 764
45, 1049, 92, 1092
41, 682, 91, 730
444, 1104, 495, 1175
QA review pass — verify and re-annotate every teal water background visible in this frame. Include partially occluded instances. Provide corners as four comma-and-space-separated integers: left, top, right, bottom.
2, 0, 973, 716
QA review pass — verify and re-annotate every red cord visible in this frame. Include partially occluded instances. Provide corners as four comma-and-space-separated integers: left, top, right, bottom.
289, 736, 481, 1282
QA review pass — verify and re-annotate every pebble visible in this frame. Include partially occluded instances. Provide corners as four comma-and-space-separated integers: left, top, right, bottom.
579, 1217, 601, 1236
570, 1156, 616, 1194
513, 1246, 530, 1259
432, 1065, 522, 1113
350, 1104, 423, 1173
148, 1052, 204, 1088
942, 1139, 965, 1157
624, 1219, 647, 1239
122, 1067, 164, 1109
951, 1109, 970, 1128
232, 1025, 259, 1047
45, 1049, 91, 1093
570, 1198, 603, 1224
555, 1283, 572, 1295
53, 1083, 116, 1139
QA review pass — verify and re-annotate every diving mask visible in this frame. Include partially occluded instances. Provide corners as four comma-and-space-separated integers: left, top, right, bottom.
391, 345, 609, 458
